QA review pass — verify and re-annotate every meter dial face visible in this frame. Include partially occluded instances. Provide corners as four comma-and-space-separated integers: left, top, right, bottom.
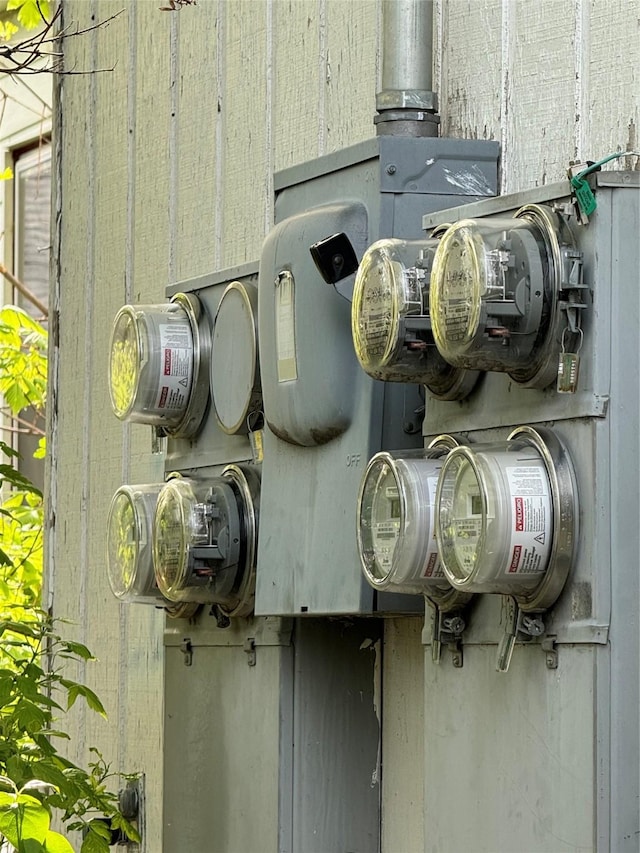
359, 457, 403, 582
106, 484, 166, 604
153, 479, 196, 599
430, 222, 484, 356
437, 452, 486, 584
358, 451, 459, 598
109, 310, 141, 420
352, 243, 402, 374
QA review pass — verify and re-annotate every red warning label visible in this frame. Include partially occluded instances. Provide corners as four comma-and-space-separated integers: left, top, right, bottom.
424, 552, 438, 578
509, 545, 522, 573
515, 497, 524, 532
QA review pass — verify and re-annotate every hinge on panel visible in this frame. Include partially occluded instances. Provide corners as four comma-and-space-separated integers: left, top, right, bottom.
431, 608, 465, 668
180, 638, 193, 667
243, 637, 256, 667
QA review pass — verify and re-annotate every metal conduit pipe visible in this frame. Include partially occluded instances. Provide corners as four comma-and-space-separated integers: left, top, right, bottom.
375, 0, 440, 137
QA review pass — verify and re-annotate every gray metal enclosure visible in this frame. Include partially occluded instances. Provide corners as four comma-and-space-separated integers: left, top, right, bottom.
48, 2, 640, 852
418, 174, 639, 851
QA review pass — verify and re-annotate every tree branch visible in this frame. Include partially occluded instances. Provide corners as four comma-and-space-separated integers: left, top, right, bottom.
0, 264, 48, 318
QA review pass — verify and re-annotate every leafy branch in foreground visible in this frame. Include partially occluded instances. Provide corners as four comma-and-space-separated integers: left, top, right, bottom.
0, 306, 139, 850
0, 0, 122, 78
0, 613, 141, 852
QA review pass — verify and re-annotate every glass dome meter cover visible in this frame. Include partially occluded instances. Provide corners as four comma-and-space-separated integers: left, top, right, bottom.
152, 465, 260, 617
435, 426, 578, 611
430, 205, 584, 389
351, 238, 478, 400
108, 292, 210, 437
357, 436, 471, 610
106, 483, 166, 605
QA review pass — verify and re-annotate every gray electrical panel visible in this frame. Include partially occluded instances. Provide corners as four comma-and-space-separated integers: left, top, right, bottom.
416, 173, 639, 850
255, 136, 499, 616
164, 263, 260, 475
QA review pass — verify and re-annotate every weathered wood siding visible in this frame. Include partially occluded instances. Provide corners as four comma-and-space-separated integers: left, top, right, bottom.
51, 1, 639, 850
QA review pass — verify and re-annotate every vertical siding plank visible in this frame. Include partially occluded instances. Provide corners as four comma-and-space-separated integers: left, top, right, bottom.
381, 619, 425, 853
439, 0, 502, 143
588, 0, 640, 165
273, 0, 320, 171
222, 0, 269, 266
52, 0, 95, 779
175, 4, 221, 279
505, 0, 577, 191
324, 0, 379, 152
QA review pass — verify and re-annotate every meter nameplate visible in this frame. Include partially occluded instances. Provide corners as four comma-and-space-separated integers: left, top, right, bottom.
441, 268, 476, 344
275, 271, 298, 382
422, 472, 444, 578
154, 323, 194, 411
506, 465, 552, 575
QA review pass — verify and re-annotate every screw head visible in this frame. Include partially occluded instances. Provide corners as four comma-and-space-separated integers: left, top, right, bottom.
386, 164, 397, 175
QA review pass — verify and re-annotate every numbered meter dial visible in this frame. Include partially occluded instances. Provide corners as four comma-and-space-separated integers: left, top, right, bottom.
431, 206, 583, 389
108, 293, 210, 437
210, 281, 262, 434
435, 426, 577, 611
357, 436, 470, 610
351, 238, 478, 400
153, 465, 260, 617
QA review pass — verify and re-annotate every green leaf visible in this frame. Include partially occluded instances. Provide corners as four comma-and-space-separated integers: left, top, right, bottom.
111, 810, 141, 843
0, 792, 49, 847
6, 0, 50, 30
59, 642, 94, 662
80, 822, 111, 853
64, 684, 107, 719
43, 829, 74, 853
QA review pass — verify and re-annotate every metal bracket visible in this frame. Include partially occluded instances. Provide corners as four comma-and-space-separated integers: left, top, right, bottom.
431, 608, 465, 668
243, 637, 256, 667
541, 635, 559, 669
497, 597, 558, 672
558, 247, 588, 333
180, 638, 193, 667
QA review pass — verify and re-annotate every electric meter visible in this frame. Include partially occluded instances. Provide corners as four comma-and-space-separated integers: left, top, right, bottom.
357, 435, 470, 611
351, 237, 478, 400
430, 205, 585, 389
107, 483, 166, 605
153, 465, 260, 617
108, 293, 210, 437
106, 483, 199, 618
435, 426, 577, 611
210, 281, 262, 434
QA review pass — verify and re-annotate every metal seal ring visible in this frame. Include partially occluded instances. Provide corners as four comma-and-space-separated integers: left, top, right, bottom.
507, 425, 579, 612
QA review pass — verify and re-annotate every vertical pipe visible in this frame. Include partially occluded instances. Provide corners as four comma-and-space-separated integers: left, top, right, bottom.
381, 0, 434, 94
375, 0, 439, 136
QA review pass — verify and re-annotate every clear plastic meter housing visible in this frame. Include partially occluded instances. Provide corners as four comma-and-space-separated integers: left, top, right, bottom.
351, 238, 477, 399
108, 293, 210, 436
430, 206, 576, 387
357, 438, 470, 609
107, 483, 166, 605
153, 465, 259, 617
436, 426, 577, 609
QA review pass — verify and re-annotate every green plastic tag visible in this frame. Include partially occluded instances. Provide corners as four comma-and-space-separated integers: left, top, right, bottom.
571, 178, 597, 217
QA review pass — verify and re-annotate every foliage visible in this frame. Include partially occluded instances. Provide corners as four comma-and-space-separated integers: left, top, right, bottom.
0, 0, 121, 78
6, 0, 50, 32
0, 307, 139, 851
